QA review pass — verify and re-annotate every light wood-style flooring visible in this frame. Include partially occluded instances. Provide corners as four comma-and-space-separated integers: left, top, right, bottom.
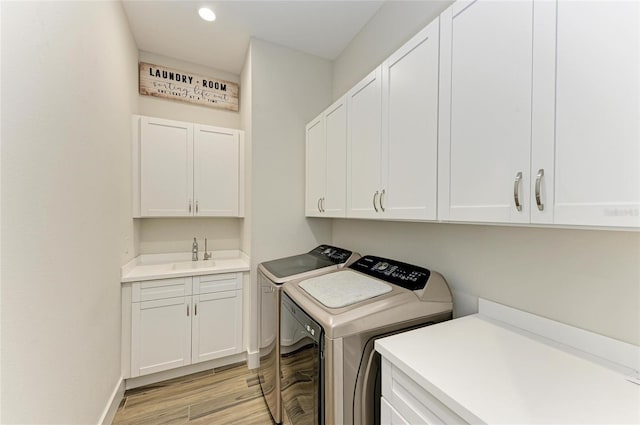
113, 363, 278, 425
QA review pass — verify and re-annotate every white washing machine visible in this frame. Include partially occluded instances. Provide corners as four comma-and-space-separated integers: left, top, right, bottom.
281, 255, 453, 425
257, 245, 359, 424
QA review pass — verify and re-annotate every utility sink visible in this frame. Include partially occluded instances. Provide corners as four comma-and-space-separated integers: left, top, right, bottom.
172, 260, 216, 271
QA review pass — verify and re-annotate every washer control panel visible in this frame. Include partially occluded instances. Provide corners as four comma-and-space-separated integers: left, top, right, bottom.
310, 245, 353, 264
348, 255, 431, 291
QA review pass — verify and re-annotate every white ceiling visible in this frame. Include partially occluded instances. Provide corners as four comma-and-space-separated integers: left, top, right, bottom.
122, 0, 386, 75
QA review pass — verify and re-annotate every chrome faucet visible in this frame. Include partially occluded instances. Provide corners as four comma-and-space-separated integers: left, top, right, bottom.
203, 238, 212, 261
192, 237, 198, 261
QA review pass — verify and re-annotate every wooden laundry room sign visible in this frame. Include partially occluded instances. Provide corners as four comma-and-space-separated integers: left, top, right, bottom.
139, 62, 239, 112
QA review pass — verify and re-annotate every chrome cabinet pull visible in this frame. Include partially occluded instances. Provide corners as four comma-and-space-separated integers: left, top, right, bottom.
195, 303, 198, 316
189, 200, 192, 214
514, 172, 523, 212
380, 189, 386, 212
321, 197, 325, 212
317, 198, 322, 213
373, 191, 379, 212
535, 169, 545, 211
195, 201, 199, 214
187, 305, 190, 316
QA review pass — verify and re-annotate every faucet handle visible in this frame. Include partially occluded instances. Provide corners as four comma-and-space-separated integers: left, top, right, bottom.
203, 238, 212, 260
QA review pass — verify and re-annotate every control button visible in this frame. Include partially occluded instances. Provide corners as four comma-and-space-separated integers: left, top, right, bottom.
323, 248, 332, 254
377, 262, 389, 271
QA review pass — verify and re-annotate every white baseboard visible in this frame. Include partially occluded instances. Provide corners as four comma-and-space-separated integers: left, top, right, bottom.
99, 377, 125, 425
246, 349, 259, 370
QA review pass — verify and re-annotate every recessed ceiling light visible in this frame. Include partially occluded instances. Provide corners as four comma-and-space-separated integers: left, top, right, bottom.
198, 7, 216, 22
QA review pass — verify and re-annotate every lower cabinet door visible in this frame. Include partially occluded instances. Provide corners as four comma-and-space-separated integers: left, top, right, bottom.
192, 290, 243, 363
131, 296, 192, 377
381, 397, 410, 425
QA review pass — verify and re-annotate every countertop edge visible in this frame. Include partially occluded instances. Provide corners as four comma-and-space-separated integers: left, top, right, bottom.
120, 251, 250, 283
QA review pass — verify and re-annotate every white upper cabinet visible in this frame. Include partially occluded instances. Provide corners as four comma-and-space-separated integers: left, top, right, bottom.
438, 0, 534, 224
305, 114, 326, 217
139, 117, 193, 217
305, 96, 348, 217
306, 0, 638, 229
194, 125, 242, 217
541, 1, 640, 228
133, 115, 244, 218
380, 18, 439, 221
347, 67, 383, 219
323, 98, 348, 217
345, 19, 440, 222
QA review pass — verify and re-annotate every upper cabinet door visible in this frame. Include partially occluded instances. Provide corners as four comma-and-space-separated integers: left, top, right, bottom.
193, 125, 241, 217
549, 1, 639, 228
140, 117, 193, 217
381, 18, 439, 221
323, 97, 348, 217
347, 67, 383, 218
438, 0, 533, 224
305, 114, 326, 217
133, 116, 244, 218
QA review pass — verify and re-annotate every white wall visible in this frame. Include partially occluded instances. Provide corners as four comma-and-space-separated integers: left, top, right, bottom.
331, 2, 640, 345
137, 218, 242, 254
1, 1, 138, 423
136, 52, 243, 256
247, 38, 333, 355
332, 0, 453, 99
240, 46, 253, 258
333, 221, 640, 344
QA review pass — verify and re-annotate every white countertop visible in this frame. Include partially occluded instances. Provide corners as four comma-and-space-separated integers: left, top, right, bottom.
121, 250, 250, 283
375, 299, 640, 424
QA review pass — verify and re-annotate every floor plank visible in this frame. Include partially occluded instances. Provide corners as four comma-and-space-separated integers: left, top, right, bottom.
113, 363, 274, 425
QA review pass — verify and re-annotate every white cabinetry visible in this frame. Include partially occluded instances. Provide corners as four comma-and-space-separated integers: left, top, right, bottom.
381, 358, 465, 425
131, 278, 192, 377
439, 0, 639, 228
438, 0, 534, 224
380, 18, 439, 220
305, 96, 347, 217
347, 67, 383, 219
133, 115, 244, 218
129, 273, 243, 378
346, 20, 440, 221
542, 1, 640, 227
191, 274, 243, 363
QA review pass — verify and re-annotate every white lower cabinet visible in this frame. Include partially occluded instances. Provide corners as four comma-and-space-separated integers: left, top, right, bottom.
129, 273, 243, 378
132, 295, 192, 377
381, 357, 466, 425
380, 397, 410, 425
191, 274, 243, 363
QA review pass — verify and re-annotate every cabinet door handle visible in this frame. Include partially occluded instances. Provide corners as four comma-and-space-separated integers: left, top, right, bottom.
195, 201, 199, 214
317, 198, 322, 213
535, 169, 545, 211
194, 303, 198, 316
373, 191, 379, 212
379, 189, 386, 212
514, 172, 523, 212
187, 305, 190, 317
321, 197, 325, 212
189, 200, 192, 214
